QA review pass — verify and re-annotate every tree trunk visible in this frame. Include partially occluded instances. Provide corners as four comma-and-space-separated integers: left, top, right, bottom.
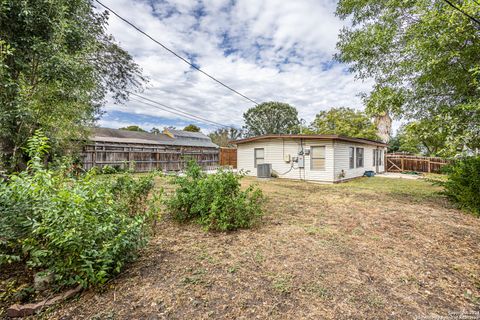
375, 112, 392, 143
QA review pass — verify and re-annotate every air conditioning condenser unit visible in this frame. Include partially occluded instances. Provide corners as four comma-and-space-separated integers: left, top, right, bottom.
257, 163, 272, 178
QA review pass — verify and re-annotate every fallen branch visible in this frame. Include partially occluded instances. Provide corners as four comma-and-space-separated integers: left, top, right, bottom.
7, 285, 82, 318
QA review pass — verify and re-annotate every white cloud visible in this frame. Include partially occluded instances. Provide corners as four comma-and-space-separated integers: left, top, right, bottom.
97, 0, 374, 130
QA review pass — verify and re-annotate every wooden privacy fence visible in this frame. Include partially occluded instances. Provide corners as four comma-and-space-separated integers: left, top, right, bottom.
219, 148, 237, 168
385, 154, 449, 173
81, 143, 219, 172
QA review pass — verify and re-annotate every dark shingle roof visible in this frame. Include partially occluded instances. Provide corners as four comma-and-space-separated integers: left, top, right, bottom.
89, 127, 218, 148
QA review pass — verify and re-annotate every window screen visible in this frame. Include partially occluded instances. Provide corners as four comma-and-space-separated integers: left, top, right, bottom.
373, 149, 377, 166
349, 147, 355, 169
356, 147, 364, 168
378, 150, 383, 166
311, 146, 326, 170
254, 148, 264, 168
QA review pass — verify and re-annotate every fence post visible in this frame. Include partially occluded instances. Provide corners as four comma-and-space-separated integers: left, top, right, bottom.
428, 159, 431, 173
401, 158, 404, 172
128, 148, 134, 171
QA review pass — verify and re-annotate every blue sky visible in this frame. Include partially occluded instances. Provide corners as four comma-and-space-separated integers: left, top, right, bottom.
97, 0, 374, 133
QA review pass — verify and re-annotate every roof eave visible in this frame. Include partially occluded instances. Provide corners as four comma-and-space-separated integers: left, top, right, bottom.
231, 134, 387, 147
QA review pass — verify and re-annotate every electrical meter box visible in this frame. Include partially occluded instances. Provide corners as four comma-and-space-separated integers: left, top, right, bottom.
297, 155, 305, 168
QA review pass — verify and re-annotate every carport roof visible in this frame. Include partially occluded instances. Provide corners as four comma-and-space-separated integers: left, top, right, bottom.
88, 127, 218, 148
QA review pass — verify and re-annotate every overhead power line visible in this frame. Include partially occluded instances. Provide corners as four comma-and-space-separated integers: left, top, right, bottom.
129, 96, 227, 129
441, 0, 480, 25
128, 94, 229, 129
128, 91, 229, 127
94, 0, 260, 105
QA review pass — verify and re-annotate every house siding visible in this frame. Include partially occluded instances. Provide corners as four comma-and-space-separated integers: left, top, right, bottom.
237, 138, 386, 183
333, 141, 385, 182
237, 138, 334, 182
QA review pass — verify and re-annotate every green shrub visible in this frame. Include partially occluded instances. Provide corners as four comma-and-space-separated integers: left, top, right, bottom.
101, 165, 117, 174
442, 156, 480, 216
166, 161, 264, 231
0, 131, 162, 288
100, 164, 127, 174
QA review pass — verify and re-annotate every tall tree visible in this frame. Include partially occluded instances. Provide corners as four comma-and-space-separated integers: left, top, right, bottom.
335, 0, 480, 154
391, 122, 447, 156
393, 106, 480, 156
208, 127, 243, 147
364, 86, 404, 143
0, 0, 144, 170
183, 124, 201, 132
243, 102, 300, 136
310, 107, 379, 140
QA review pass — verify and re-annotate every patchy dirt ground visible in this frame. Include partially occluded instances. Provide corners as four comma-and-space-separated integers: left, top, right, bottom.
40, 177, 480, 319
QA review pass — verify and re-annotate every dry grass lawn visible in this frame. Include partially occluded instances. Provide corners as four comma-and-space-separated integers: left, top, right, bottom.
47, 176, 480, 319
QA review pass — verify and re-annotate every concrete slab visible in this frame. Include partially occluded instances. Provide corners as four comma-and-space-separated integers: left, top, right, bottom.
376, 172, 423, 180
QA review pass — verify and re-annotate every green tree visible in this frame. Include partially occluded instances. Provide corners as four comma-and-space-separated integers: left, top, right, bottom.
387, 134, 402, 153
243, 102, 300, 136
208, 127, 243, 147
0, 0, 144, 170
389, 126, 423, 155
364, 86, 405, 143
335, 0, 480, 153
404, 121, 448, 156
310, 107, 379, 140
150, 127, 161, 134
119, 125, 146, 132
391, 106, 480, 157
183, 124, 201, 132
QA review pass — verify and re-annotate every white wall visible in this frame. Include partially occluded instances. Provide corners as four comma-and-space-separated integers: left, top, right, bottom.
237, 138, 386, 183
333, 141, 385, 182
237, 138, 334, 181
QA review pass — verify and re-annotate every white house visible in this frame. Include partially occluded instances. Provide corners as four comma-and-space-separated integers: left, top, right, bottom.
233, 134, 387, 183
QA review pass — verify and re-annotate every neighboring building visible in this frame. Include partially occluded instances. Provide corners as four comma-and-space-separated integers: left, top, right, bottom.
162, 128, 216, 146
233, 134, 387, 183
81, 127, 218, 172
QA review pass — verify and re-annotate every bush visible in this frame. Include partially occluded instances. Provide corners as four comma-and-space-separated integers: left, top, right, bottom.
442, 156, 480, 216
166, 161, 264, 231
101, 164, 127, 174
101, 165, 117, 174
0, 131, 162, 288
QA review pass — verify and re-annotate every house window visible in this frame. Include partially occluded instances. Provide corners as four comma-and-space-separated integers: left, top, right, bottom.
373, 149, 377, 166
356, 147, 364, 168
311, 146, 326, 170
254, 148, 264, 168
349, 147, 355, 169
378, 150, 383, 166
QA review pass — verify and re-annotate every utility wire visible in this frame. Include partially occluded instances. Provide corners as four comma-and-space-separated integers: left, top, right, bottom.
94, 0, 260, 105
129, 96, 227, 128
129, 96, 227, 129
441, 0, 480, 25
128, 91, 229, 128
128, 96, 229, 129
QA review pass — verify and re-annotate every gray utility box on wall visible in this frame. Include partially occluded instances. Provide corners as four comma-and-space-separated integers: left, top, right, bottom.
297, 155, 305, 168
257, 163, 272, 178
